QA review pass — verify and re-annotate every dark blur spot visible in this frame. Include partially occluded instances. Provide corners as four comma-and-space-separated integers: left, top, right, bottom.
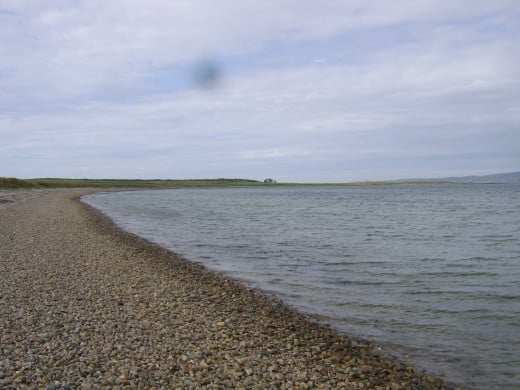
192, 59, 221, 89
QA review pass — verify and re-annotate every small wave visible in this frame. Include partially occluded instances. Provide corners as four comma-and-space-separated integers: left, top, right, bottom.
410, 270, 501, 277
324, 260, 387, 266
338, 279, 402, 286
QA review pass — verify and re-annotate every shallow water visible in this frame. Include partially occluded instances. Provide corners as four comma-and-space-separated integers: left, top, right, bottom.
84, 184, 520, 389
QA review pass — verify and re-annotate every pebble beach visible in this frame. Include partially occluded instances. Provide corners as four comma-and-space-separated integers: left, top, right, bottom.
0, 189, 459, 389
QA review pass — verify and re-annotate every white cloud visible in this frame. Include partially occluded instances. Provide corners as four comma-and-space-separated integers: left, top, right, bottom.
237, 148, 314, 160
1, 0, 519, 180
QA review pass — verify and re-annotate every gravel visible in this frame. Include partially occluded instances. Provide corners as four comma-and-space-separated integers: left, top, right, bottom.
0, 189, 460, 389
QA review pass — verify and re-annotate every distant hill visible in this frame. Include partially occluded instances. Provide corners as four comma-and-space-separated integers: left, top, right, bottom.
398, 171, 520, 184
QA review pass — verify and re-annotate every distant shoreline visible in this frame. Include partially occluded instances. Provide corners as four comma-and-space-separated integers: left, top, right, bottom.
0, 176, 490, 190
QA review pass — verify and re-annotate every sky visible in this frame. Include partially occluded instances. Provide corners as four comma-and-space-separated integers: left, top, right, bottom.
1, 1, 519, 182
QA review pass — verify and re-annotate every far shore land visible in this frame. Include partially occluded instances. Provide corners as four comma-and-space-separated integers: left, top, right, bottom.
0, 189, 460, 389
0, 177, 460, 191
3, 171, 519, 190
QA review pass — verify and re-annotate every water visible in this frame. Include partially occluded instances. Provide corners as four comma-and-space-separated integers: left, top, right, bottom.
83, 184, 520, 389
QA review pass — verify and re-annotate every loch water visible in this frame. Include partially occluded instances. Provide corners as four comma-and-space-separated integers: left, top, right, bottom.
84, 184, 520, 389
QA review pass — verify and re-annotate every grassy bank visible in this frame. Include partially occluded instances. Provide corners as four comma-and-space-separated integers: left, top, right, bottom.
0, 177, 37, 189
0, 177, 263, 189
1, 177, 456, 190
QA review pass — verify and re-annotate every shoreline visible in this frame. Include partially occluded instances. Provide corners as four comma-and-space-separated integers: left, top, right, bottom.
0, 189, 459, 388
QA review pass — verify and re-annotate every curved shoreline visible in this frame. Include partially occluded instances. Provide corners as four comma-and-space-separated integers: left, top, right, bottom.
0, 189, 459, 388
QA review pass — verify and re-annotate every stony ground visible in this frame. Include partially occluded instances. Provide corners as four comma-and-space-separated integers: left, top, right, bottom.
0, 189, 460, 389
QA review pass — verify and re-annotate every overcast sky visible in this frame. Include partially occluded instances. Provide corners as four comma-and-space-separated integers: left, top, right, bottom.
1, 1, 519, 182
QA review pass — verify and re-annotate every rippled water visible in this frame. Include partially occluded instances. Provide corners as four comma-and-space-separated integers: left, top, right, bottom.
84, 184, 520, 389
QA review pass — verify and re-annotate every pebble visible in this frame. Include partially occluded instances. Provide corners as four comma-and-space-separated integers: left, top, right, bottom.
0, 189, 459, 389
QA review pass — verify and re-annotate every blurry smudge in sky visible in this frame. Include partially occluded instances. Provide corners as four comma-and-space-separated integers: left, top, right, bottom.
191, 59, 221, 89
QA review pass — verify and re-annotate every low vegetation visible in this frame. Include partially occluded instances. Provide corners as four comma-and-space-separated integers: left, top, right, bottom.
1, 177, 457, 190
0, 177, 262, 189
0, 177, 37, 189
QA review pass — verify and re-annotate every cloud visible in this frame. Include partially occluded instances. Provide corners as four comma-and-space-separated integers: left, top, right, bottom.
237, 148, 314, 160
1, 1, 519, 180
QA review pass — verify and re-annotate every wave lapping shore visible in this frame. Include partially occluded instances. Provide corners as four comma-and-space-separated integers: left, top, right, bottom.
0, 190, 457, 389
